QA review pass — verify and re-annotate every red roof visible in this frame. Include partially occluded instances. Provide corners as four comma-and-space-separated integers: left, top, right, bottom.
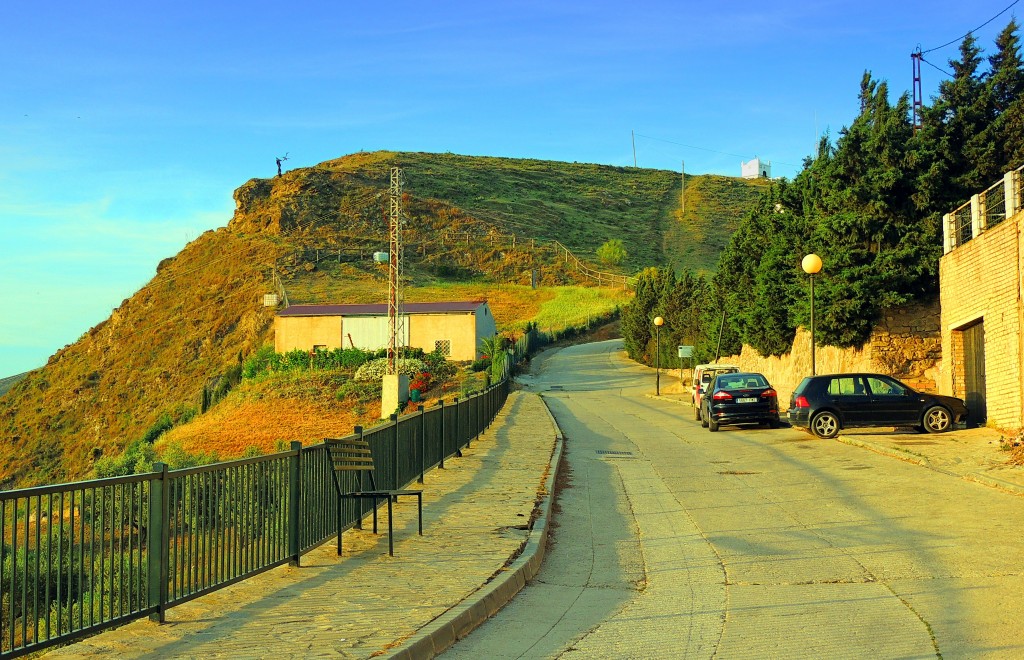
277, 300, 487, 317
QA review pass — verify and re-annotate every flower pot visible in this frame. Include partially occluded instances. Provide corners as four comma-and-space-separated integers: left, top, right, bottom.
409, 389, 421, 402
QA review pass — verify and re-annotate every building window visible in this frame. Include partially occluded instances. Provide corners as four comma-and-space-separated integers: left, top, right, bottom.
435, 340, 451, 356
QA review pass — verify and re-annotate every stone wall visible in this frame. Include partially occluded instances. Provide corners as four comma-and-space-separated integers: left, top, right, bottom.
720, 299, 942, 411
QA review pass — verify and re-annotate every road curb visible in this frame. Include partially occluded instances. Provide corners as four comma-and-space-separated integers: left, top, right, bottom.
387, 394, 565, 660
964, 471, 1024, 495
837, 436, 1024, 495
836, 436, 934, 468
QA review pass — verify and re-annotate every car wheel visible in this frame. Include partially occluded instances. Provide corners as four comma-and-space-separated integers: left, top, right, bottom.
923, 406, 952, 433
768, 418, 781, 429
708, 417, 720, 432
694, 404, 701, 421
701, 409, 709, 428
811, 411, 839, 439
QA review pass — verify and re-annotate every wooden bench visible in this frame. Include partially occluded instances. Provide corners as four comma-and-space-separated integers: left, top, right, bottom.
326, 436, 423, 557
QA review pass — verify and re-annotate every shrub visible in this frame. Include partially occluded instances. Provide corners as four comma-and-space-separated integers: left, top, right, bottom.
311, 347, 375, 370
409, 372, 431, 392
422, 348, 458, 384
336, 379, 379, 403
243, 345, 276, 378
470, 358, 491, 372
353, 358, 427, 382
141, 413, 174, 444
596, 238, 627, 266
489, 351, 508, 382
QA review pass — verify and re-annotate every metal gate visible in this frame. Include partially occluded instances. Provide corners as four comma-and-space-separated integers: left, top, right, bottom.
962, 321, 987, 425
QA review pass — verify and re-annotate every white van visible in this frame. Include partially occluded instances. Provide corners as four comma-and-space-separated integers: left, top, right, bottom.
692, 364, 740, 421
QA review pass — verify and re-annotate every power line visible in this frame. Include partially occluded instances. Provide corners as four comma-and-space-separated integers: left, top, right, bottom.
920, 0, 1022, 54
920, 56, 954, 77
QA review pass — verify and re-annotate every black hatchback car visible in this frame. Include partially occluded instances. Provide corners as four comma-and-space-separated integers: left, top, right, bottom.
701, 372, 780, 432
788, 373, 968, 439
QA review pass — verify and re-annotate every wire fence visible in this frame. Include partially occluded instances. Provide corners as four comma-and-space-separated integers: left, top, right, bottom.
280, 225, 636, 291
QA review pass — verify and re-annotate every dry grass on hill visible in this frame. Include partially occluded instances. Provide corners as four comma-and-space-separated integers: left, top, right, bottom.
157, 399, 378, 457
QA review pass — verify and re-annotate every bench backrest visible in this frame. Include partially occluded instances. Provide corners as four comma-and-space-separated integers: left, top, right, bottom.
325, 437, 378, 492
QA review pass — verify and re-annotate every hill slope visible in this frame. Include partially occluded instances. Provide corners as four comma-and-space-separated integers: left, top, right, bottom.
0, 151, 767, 487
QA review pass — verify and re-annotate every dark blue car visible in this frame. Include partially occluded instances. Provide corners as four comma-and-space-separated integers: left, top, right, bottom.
788, 373, 968, 439
701, 372, 780, 432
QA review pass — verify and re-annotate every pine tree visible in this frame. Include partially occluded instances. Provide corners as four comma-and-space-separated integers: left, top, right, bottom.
980, 20, 1024, 176
916, 35, 989, 217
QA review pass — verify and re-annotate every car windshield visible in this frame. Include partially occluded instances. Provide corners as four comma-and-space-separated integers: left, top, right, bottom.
717, 374, 768, 390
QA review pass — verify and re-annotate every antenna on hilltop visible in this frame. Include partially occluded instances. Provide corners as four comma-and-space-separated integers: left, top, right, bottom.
276, 152, 290, 177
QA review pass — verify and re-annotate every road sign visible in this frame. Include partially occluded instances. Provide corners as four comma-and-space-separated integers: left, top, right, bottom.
678, 345, 693, 358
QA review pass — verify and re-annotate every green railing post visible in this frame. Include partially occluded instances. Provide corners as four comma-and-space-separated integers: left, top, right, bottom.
391, 413, 400, 489
474, 392, 481, 443
454, 397, 463, 458
148, 463, 168, 623
438, 399, 446, 469
354, 425, 364, 530
418, 405, 425, 484
288, 441, 302, 567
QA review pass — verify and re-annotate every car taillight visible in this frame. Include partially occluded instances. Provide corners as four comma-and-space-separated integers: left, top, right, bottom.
793, 395, 809, 408
713, 390, 733, 401
761, 389, 777, 398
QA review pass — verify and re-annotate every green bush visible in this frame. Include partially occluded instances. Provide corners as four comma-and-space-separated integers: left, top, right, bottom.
335, 379, 379, 403
596, 238, 627, 266
353, 358, 428, 382
141, 413, 174, 444
422, 347, 458, 384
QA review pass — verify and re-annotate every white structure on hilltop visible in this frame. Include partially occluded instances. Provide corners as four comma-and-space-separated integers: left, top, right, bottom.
741, 157, 771, 179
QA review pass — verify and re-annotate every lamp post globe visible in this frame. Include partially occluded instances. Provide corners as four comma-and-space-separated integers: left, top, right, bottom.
801, 253, 822, 275
801, 254, 822, 375
654, 317, 665, 395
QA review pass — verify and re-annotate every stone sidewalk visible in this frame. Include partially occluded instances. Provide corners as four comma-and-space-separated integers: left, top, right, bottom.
44, 390, 562, 660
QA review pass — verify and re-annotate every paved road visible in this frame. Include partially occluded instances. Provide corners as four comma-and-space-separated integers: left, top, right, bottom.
446, 339, 1024, 659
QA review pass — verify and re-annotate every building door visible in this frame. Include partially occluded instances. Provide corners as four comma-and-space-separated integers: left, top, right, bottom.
963, 321, 987, 425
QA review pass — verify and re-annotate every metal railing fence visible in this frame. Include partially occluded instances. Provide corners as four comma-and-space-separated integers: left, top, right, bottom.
0, 329, 542, 658
945, 164, 1024, 252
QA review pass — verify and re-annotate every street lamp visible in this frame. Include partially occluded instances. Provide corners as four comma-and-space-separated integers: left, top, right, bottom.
654, 316, 664, 395
801, 254, 823, 375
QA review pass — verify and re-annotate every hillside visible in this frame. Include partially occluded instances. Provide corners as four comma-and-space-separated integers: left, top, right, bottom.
229, 151, 768, 274
0, 151, 767, 488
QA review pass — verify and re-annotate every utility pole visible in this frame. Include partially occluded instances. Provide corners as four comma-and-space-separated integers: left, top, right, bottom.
632, 130, 637, 168
911, 49, 924, 133
681, 160, 685, 217
387, 166, 405, 375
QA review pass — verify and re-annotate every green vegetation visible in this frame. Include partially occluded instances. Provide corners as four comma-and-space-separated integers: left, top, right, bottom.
243, 346, 377, 378
624, 20, 1024, 360
596, 239, 627, 266
621, 267, 732, 367
528, 287, 624, 334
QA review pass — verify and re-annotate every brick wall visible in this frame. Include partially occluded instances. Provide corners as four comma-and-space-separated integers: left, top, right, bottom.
939, 210, 1023, 431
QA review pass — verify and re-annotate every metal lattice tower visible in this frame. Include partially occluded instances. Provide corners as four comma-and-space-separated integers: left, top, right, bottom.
387, 166, 405, 375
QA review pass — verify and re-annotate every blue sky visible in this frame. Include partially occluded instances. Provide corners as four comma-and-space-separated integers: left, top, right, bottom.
0, 1, 1017, 376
